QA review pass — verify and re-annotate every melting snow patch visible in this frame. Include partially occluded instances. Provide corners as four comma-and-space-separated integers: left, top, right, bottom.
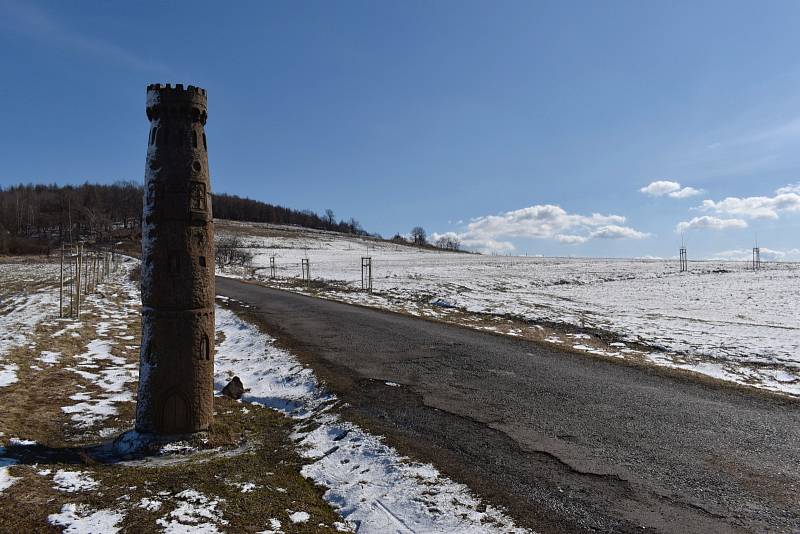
60, 337, 137, 427
138, 497, 162, 511
295, 415, 528, 533
237, 482, 257, 493
8, 437, 36, 446
61, 399, 123, 428
0, 460, 18, 494
287, 510, 310, 523
52, 470, 99, 492
257, 518, 282, 534
0, 287, 58, 358
79, 339, 125, 365
0, 363, 19, 388
48, 504, 123, 534
39, 350, 61, 364
159, 442, 198, 455
156, 489, 228, 533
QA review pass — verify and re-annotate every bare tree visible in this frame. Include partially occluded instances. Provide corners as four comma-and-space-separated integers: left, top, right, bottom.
324, 209, 336, 227
348, 217, 363, 235
411, 226, 427, 246
215, 236, 253, 271
435, 235, 461, 251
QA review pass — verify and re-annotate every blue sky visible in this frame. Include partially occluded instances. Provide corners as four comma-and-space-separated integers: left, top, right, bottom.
1, 0, 800, 259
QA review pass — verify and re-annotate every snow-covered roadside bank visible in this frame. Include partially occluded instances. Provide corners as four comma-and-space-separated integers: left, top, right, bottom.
214, 301, 533, 533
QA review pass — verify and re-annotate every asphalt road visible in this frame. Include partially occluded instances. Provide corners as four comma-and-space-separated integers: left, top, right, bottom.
217, 277, 800, 534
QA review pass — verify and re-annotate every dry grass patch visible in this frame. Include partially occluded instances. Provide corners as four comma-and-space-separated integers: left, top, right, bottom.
1, 397, 343, 533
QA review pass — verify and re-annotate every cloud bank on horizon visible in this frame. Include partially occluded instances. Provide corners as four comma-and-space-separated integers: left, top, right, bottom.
698, 183, 800, 220
436, 181, 800, 258
432, 204, 650, 254
676, 216, 748, 233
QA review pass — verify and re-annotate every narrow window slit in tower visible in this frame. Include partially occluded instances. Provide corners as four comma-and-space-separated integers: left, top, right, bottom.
202, 133, 207, 151
199, 256, 206, 268
192, 130, 198, 149
200, 334, 210, 360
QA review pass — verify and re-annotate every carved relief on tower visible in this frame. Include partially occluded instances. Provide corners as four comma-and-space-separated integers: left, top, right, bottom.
189, 181, 207, 212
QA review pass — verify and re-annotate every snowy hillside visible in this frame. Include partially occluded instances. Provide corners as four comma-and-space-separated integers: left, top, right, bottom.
217, 220, 800, 396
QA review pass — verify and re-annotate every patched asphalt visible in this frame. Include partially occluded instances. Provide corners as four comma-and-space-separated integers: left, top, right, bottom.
218, 277, 800, 534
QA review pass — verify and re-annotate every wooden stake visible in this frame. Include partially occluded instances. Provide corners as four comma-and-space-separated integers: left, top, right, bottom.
76, 244, 81, 317
59, 243, 64, 318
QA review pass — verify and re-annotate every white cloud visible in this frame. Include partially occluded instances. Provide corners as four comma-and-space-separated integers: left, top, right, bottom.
460, 237, 515, 254
676, 216, 748, 233
775, 183, 800, 194
640, 180, 702, 198
590, 225, 650, 240
556, 234, 588, 244
668, 186, 702, 199
429, 231, 514, 254
699, 183, 800, 219
711, 248, 800, 262
641, 180, 681, 196
436, 204, 648, 253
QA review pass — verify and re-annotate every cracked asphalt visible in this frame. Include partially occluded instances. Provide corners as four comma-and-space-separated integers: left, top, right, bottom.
217, 277, 800, 534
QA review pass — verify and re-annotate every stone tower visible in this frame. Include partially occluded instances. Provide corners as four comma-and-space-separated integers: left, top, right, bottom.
135, 84, 215, 435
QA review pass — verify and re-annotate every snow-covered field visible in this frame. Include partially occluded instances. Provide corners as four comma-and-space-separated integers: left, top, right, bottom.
219, 220, 800, 396
0, 261, 60, 389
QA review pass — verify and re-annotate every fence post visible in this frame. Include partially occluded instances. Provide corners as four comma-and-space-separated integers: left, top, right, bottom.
59, 243, 64, 318
76, 244, 82, 317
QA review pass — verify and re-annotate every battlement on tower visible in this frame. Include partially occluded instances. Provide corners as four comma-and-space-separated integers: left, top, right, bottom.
146, 83, 207, 122
147, 83, 207, 96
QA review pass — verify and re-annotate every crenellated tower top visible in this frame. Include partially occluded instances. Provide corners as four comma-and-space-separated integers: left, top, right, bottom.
146, 83, 207, 124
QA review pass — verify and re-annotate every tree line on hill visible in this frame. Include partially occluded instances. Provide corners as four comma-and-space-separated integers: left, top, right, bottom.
0, 182, 372, 254
398, 226, 461, 251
